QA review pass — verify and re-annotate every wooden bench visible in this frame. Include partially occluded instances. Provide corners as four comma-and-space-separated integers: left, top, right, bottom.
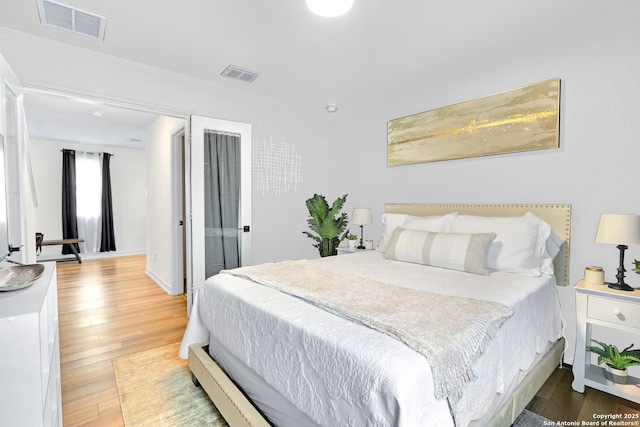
39, 238, 85, 263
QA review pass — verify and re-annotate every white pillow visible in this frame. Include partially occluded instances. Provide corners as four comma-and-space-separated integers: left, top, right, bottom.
376, 212, 458, 253
540, 229, 564, 275
384, 228, 496, 275
449, 212, 551, 276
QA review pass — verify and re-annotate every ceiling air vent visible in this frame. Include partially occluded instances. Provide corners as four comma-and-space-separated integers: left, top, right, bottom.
36, 0, 106, 40
220, 65, 260, 83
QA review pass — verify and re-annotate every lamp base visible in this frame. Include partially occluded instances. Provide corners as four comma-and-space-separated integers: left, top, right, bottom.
606, 244, 635, 291
357, 225, 365, 251
606, 281, 635, 292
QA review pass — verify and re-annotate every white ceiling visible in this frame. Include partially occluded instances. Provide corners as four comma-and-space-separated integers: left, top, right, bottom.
0, 0, 629, 145
23, 90, 159, 148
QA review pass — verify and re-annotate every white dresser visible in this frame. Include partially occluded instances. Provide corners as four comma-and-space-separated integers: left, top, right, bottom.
0, 263, 61, 427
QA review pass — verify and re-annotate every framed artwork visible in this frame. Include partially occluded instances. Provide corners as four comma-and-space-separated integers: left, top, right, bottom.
387, 78, 560, 166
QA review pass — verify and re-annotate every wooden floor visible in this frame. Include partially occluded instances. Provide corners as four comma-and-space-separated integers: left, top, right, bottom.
57, 255, 640, 426
58, 255, 187, 426
528, 366, 640, 422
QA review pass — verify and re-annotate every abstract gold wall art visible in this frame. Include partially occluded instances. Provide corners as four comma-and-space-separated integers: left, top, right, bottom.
387, 78, 560, 166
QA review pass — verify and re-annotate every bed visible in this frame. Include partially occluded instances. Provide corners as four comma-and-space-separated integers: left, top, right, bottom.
180, 203, 571, 427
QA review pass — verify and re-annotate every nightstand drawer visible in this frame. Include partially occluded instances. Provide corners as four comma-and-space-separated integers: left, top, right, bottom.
587, 295, 640, 329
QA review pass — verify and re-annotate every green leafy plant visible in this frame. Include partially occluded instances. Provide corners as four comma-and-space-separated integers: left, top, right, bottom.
303, 194, 350, 257
347, 233, 358, 241
586, 340, 640, 371
633, 259, 640, 275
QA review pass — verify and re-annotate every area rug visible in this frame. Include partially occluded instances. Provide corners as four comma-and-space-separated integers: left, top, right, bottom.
114, 343, 551, 426
113, 342, 228, 427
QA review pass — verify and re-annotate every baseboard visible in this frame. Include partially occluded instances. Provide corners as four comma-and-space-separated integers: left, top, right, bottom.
37, 251, 145, 263
81, 251, 145, 260
145, 267, 179, 296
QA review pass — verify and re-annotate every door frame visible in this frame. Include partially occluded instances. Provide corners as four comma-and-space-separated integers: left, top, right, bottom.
2, 81, 24, 260
171, 127, 191, 298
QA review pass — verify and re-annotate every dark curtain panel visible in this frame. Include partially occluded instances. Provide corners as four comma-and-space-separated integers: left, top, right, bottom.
100, 153, 116, 252
61, 149, 79, 254
204, 132, 241, 278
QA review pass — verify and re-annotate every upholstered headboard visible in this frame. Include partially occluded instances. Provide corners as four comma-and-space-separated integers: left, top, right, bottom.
384, 204, 572, 286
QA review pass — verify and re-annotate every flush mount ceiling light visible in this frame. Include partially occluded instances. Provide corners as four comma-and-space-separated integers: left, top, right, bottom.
307, 0, 354, 17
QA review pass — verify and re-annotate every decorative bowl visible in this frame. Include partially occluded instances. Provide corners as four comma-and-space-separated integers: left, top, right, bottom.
0, 264, 45, 291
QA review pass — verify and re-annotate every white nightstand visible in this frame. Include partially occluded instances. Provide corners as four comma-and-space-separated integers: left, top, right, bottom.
336, 247, 372, 255
572, 279, 640, 403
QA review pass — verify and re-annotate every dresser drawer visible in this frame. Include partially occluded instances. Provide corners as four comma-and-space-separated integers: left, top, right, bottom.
587, 295, 640, 329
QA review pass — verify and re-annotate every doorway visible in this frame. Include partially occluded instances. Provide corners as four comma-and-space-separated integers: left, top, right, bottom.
23, 88, 188, 290
22, 87, 254, 312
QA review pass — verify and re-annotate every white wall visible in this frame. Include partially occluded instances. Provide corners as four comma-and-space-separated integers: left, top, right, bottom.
29, 138, 146, 258
144, 116, 184, 292
327, 13, 640, 363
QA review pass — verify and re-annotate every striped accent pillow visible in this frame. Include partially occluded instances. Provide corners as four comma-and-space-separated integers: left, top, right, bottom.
384, 228, 497, 275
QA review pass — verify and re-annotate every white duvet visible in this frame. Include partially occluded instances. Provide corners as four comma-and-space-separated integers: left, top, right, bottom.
180, 251, 562, 427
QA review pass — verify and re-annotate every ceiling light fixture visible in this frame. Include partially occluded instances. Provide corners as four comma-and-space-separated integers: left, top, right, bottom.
92, 110, 103, 117
307, 0, 354, 17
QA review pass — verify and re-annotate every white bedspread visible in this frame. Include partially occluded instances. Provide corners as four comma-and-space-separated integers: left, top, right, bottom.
180, 251, 562, 427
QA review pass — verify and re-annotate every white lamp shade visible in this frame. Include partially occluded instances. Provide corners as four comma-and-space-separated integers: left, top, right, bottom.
351, 208, 372, 226
306, 0, 354, 17
595, 214, 640, 245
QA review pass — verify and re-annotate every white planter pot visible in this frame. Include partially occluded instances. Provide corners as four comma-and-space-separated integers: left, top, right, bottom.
348, 240, 357, 249
604, 365, 628, 384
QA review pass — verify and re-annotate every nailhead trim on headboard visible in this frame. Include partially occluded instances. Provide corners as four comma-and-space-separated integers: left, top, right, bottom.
384, 204, 572, 286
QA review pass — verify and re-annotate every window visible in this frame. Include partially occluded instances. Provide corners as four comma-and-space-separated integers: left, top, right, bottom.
75, 152, 103, 253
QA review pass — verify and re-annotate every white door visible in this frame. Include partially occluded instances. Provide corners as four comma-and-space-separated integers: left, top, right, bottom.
0, 52, 29, 263
188, 115, 252, 313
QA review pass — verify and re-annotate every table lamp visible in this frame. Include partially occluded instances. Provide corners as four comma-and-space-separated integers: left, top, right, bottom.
351, 208, 372, 250
595, 214, 640, 291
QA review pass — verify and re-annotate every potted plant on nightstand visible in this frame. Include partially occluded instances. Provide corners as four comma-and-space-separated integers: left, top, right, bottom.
587, 340, 640, 384
346, 233, 358, 249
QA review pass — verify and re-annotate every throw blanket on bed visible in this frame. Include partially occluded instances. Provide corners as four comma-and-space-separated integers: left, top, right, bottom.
222, 259, 513, 420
